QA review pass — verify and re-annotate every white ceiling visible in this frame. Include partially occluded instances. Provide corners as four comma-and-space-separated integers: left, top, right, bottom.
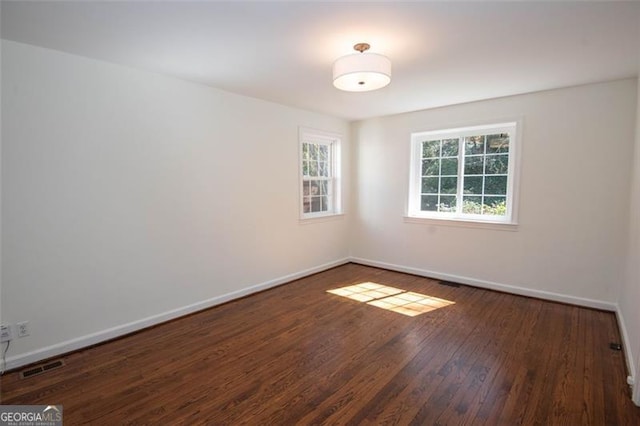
2, 1, 639, 121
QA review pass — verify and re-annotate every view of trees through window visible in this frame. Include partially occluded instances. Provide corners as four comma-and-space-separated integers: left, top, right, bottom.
420, 132, 510, 217
302, 142, 332, 214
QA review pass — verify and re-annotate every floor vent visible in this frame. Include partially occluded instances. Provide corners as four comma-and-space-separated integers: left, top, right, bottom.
438, 280, 460, 288
20, 359, 65, 379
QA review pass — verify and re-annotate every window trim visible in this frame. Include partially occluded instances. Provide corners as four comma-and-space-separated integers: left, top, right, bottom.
407, 120, 521, 226
299, 127, 342, 220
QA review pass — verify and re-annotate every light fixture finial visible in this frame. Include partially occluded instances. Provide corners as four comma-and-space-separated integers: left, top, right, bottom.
353, 43, 370, 53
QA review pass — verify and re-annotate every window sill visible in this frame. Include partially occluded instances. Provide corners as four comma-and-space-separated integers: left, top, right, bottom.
299, 213, 345, 225
403, 215, 518, 231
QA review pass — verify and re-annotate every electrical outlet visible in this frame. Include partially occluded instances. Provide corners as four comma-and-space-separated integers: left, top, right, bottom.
0, 324, 12, 342
17, 321, 30, 338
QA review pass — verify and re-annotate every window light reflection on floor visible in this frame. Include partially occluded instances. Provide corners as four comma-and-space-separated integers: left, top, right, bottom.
327, 282, 455, 317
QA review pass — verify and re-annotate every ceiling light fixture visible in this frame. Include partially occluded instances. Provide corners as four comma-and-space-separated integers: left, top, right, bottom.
332, 43, 391, 92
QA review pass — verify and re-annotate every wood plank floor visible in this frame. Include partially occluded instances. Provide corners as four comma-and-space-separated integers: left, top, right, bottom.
1, 263, 639, 425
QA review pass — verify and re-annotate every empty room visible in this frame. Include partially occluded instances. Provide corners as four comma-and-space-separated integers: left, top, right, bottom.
1, 1, 640, 424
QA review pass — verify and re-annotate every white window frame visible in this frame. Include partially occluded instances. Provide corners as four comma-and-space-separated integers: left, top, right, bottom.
407, 121, 520, 227
299, 127, 342, 220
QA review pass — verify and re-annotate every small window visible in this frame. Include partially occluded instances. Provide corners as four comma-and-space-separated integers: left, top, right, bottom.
300, 128, 342, 219
408, 122, 518, 224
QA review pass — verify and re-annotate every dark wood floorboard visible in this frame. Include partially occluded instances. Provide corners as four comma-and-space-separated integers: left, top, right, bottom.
1, 263, 638, 425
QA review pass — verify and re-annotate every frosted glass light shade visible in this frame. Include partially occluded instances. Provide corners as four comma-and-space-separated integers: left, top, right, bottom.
333, 52, 391, 92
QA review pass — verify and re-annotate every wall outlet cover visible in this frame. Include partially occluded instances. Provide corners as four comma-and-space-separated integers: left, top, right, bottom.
17, 321, 30, 338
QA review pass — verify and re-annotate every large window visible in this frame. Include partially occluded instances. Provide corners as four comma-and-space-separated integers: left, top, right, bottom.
408, 122, 518, 224
300, 128, 341, 219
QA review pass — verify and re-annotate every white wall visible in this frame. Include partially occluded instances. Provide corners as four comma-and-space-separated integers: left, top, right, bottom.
351, 79, 637, 308
0, 40, 350, 368
619, 74, 640, 404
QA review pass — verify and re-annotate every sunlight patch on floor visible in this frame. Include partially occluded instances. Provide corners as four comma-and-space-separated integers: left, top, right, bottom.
327, 282, 455, 317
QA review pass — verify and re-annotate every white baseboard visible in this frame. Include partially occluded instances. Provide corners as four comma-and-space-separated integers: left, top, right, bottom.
4, 258, 350, 371
615, 305, 637, 405
349, 257, 617, 311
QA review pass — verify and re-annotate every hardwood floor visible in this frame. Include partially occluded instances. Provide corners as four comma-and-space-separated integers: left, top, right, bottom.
1, 263, 639, 425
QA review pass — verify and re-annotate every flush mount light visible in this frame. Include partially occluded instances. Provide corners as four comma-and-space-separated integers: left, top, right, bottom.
332, 43, 391, 92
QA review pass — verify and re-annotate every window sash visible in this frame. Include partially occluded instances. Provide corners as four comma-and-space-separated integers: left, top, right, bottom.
303, 176, 335, 214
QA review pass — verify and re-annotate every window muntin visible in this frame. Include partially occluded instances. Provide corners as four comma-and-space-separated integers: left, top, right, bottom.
300, 129, 341, 219
409, 123, 517, 223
